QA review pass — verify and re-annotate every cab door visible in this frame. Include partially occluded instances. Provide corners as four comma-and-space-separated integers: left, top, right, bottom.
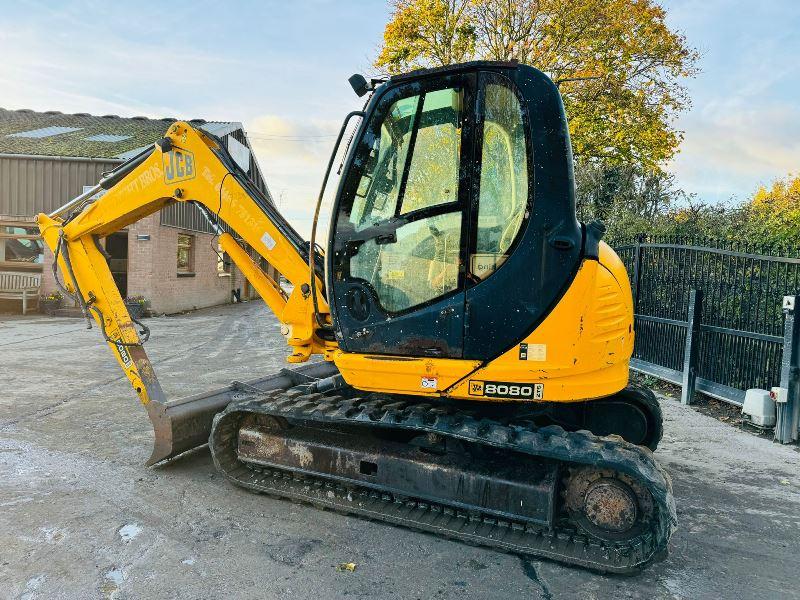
329, 74, 475, 358
463, 71, 533, 359
462, 69, 583, 361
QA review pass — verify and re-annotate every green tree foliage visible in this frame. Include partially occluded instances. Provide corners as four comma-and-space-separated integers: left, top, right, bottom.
590, 170, 800, 250
376, 1, 794, 252
376, 0, 699, 170
575, 161, 680, 237
744, 175, 800, 246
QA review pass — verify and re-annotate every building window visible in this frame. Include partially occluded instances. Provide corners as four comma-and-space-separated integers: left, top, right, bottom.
0, 222, 44, 271
177, 233, 194, 274
217, 242, 231, 276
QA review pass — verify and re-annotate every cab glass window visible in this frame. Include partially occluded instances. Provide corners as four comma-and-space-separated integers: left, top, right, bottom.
350, 212, 461, 312
399, 89, 461, 214
348, 88, 463, 230
344, 85, 465, 313
349, 95, 418, 229
472, 82, 528, 280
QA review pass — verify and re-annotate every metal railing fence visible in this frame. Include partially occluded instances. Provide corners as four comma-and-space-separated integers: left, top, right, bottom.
612, 236, 800, 406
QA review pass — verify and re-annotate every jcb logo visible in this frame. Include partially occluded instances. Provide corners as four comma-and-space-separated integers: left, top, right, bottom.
163, 149, 196, 184
469, 381, 485, 395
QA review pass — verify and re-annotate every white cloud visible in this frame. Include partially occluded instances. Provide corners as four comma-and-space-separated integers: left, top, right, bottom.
668, 98, 800, 202
0, 0, 383, 239
246, 114, 355, 238
661, 0, 800, 203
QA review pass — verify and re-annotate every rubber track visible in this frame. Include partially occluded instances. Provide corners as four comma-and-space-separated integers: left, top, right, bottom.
210, 389, 676, 574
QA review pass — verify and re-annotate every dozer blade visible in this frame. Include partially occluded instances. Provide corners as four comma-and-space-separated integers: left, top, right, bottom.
144, 361, 338, 466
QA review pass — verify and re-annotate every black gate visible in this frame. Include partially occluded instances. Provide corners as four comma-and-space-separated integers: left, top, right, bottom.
613, 236, 800, 405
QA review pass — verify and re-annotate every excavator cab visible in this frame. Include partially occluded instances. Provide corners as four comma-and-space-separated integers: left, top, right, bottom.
329, 63, 582, 361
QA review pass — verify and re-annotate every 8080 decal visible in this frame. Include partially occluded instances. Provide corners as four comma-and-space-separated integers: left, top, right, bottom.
468, 380, 543, 400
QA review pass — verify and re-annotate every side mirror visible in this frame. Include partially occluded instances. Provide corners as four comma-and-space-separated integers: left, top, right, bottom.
348, 74, 372, 97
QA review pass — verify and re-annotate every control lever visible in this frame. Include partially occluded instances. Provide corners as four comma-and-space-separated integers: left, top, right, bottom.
375, 233, 397, 245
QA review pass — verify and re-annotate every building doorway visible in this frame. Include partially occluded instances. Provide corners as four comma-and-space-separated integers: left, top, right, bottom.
106, 232, 128, 297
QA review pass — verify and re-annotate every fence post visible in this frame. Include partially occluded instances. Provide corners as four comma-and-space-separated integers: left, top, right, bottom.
775, 295, 799, 444
632, 235, 644, 311
681, 289, 703, 405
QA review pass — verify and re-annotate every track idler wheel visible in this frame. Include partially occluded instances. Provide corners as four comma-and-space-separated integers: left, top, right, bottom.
584, 385, 663, 451
564, 467, 655, 541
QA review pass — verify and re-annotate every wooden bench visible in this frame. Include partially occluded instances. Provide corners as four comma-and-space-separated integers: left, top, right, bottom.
0, 272, 41, 315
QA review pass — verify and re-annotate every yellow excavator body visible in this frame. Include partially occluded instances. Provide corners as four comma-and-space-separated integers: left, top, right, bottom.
37, 117, 633, 408
36, 61, 674, 574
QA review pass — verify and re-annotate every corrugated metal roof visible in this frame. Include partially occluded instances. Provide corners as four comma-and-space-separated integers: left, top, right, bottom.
200, 122, 240, 138
0, 108, 238, 159
0, 154, 120, 217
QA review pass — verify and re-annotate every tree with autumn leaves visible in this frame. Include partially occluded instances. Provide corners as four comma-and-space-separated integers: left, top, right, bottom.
374, 0, 797, 247
375, 0, 699, 172
739, 176, 800, 247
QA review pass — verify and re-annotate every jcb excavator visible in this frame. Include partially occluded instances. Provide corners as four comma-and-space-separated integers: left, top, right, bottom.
37, 61, 675, 573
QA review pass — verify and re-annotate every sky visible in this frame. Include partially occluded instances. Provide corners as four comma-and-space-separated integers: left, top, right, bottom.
0, 0, 798, 236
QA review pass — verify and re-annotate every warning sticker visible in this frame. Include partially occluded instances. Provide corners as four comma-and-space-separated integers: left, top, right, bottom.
519, 343, 546, 361
260, 231, 276, 251
470, 253, 507, 278
421, 377, 438, 390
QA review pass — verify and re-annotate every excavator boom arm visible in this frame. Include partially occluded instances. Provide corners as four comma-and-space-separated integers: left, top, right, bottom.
37, 122, 334, 463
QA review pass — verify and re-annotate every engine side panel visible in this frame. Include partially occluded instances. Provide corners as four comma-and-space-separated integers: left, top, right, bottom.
448, 243, 634, 402
333, 351, 482, 397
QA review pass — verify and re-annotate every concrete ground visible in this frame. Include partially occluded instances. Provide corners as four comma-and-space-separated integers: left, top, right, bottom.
1, 302, 799, 600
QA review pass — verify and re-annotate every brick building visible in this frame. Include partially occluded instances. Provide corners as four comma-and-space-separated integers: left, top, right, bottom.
0, 108, 276, 314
